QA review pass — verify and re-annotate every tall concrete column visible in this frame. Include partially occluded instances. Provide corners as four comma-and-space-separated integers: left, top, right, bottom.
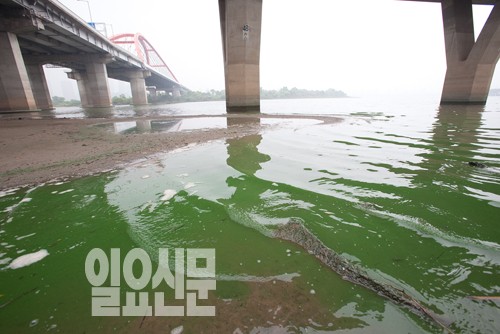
441, 0, 500, 104
67, 70, 91, 107
26, 63, 54, 110
129, 70, 149, 105
85, 61, 112, 107
219, 0, 262, 112
0, 32, 37, 111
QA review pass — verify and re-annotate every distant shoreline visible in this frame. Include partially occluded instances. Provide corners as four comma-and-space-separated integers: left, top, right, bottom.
51, 87, 348, 107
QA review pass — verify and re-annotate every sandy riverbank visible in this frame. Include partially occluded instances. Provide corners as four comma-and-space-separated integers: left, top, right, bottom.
0, 113, 341, 190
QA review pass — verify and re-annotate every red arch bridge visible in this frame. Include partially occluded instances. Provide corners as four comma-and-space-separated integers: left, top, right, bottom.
1, 0, 189, 109
109, 33, 185, 97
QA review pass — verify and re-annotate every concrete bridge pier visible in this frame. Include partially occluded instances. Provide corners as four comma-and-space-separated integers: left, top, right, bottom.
107, 69, 151, 105
128, 70, 151, 105
172, 88, 181, 97
0, 32, 37, 111
219, 0, 262, 112
26, 63, 54, 110
68, 60, 113, 108
67, 70, 91, 108
84, 61, 112, 108
441, 0, 500, 104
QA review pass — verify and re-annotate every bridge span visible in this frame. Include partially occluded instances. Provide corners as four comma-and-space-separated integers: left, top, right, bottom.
220, 0, 500, 112
0, 0, 185, 111
1, 0, 500, 113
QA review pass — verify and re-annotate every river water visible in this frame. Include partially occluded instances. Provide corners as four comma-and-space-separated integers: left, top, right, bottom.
1, 95, 499, 333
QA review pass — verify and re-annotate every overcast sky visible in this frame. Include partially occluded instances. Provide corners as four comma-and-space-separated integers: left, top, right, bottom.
50, 0, 498, 98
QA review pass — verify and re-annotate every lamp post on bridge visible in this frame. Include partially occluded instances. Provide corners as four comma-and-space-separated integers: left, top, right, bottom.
77, 0, 93, 24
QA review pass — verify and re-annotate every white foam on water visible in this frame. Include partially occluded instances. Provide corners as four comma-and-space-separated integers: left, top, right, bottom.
217, 272, 300, 283
184, 182, 196, 190
26, 184, 43, 194
3, 197, 32, 213
0, 188, 19, 198
170, 143, 199, 154
161, 189, 177, 201
16, 232, 36, 240
9, 249, 49, 269
366, 207, 500, 265
141, 175, 150, 179
58, 189, 74, 195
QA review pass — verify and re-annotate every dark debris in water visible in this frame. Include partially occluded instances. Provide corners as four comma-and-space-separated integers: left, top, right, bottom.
468, 161, 486, 168
273, 219, 454, 333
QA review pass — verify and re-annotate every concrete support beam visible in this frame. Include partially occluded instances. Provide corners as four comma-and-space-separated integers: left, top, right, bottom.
85, 62, 112, 108
0, 32, 37, 111
26, 63, 54, 110
219, 0, 262, 112
441, 0, 500, 104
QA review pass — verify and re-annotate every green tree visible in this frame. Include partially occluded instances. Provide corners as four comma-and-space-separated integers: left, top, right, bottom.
51, 96, 81, 107
112, 94, 132, 105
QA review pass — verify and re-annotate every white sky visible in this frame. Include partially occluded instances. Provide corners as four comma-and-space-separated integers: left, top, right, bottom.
50, 0, 498, 98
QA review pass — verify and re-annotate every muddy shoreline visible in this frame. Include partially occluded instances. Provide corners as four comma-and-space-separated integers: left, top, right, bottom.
0, 113, 341, 190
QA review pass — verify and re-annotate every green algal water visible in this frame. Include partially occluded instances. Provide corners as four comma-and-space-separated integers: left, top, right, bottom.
0, 101, 499, 333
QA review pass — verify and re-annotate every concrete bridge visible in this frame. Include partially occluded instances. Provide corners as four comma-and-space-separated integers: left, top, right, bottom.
1, 0, 499, 113
0, 0, 185, 111
220, 0, 500, 111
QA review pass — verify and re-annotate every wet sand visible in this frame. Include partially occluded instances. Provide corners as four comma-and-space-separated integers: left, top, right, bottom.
0, 117, 244, 190
0, 113, 341, 190
117, 280, 352, 334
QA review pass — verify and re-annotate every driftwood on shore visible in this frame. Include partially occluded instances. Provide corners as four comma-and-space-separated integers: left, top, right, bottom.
273, 219, 453, 332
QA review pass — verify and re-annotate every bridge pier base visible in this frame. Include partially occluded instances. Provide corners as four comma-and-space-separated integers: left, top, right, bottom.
26, 63, 54, 110
219, 0, 262, 113
441, 0, 500, 105
0, 32, 37, 111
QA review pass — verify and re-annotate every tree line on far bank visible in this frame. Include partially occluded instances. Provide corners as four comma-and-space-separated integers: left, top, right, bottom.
51, 87, 347, 107
150, 87, 347, 104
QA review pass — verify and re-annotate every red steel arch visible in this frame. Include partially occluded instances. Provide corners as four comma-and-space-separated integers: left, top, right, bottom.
110, 33, 179, 83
